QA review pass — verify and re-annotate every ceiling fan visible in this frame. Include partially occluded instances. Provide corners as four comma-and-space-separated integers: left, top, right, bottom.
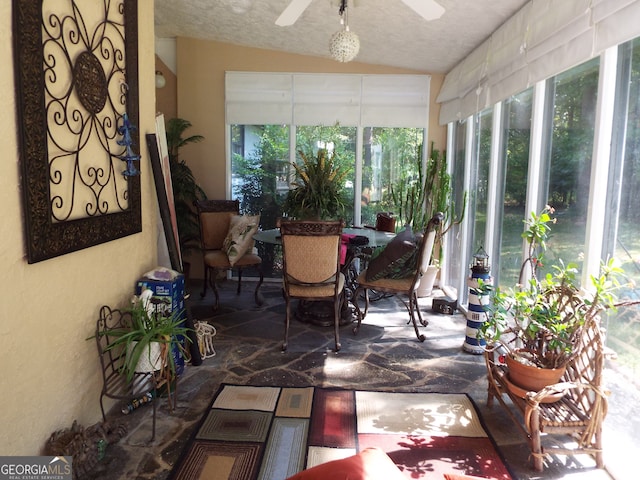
275, 0, 445, 27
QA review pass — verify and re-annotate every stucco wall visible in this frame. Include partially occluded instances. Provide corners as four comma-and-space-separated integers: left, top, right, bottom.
0, 2, 159, 454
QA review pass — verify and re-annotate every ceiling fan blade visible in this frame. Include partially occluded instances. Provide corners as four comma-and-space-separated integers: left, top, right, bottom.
276, 0, 314, 26
401, 0, 445, 21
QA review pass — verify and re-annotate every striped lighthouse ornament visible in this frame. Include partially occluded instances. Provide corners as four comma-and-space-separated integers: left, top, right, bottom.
463, 247, 491, 354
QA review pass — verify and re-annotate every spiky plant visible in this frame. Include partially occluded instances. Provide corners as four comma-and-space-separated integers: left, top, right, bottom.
283, 149, 349, 220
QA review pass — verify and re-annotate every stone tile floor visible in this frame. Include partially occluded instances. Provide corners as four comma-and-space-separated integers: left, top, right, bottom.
88, 280, 639, 480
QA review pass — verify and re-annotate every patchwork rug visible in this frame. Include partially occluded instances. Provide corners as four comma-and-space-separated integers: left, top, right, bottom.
169, 384, 512, 480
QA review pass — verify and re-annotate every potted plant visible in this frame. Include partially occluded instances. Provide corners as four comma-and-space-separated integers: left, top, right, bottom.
478, 206, 622, 393
101, 291, 193, 385
165, 118, 207, 271
391, 143, 466, 296
282, 148, 349, 220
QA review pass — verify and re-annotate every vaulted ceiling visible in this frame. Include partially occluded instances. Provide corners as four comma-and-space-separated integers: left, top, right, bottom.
154, 0, 529, 74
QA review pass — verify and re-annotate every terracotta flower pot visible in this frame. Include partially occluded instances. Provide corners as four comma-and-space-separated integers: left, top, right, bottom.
506, 351, 566, 394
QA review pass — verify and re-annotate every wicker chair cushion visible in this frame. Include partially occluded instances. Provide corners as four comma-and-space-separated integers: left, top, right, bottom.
365, 226, 417, 281
223, 214, 260, 266
200, 211, 234, 250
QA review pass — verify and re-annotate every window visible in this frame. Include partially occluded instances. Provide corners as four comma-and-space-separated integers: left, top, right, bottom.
226, 73, 431, 279
231, 124, 290, 278
496, 88, 533, 287
541, 58, 600, 274
471, 109, 493, 254
443, 119, 468, 299
296, 125, 356, 226
360, 127, 424, 227
603, 39, 640, 380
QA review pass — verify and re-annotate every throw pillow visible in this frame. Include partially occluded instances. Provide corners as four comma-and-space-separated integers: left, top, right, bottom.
285, 448, 405, 480
223, 214, 260, 266
365, 226, 417, 281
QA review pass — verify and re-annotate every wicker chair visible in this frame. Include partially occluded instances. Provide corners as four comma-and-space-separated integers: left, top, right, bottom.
194, 199, 263, 310
485, 314, 609, 471
280, 220, 345, 352
352, 213, 443, 342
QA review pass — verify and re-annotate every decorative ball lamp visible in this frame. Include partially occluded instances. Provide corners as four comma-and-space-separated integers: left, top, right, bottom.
463, 247, 491, 354
329, 0, 360, 63
155, 71, 166, 89
330, 29, 360, 63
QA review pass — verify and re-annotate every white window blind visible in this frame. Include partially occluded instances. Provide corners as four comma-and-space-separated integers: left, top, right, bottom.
225, 72, 430, 128
438, 0, 640, 124
225, 72, 292, 125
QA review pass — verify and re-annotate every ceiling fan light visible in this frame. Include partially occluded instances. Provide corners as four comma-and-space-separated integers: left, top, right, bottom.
329, 29, 360, 63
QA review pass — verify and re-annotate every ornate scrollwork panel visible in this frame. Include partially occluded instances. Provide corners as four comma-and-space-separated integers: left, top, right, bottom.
14, 0, 140, 263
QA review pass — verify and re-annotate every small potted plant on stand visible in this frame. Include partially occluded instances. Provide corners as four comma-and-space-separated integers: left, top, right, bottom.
478, 206, 623, 394
102, 290, 193, 405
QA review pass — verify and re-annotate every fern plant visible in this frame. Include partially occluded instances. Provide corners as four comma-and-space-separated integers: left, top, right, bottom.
283, 149, 349, 220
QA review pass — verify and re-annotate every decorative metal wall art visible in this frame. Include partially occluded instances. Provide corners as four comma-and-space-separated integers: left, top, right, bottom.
14, 0, 140, 263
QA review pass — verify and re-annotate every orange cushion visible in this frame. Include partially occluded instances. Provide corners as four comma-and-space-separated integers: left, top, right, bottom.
443, 474, 490, 480
285, 448, 405, 480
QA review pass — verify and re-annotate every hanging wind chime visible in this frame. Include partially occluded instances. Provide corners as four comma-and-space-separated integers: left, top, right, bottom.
116, 112, 141, 177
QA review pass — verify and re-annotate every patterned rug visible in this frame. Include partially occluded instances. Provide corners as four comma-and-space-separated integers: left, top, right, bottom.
169, 384, 512, 480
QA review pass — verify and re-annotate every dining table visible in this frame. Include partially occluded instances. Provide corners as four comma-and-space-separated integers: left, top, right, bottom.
253, 226, 396, 326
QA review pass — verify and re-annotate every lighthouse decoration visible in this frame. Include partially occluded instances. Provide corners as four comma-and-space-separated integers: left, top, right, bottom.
463, 247, 491, 354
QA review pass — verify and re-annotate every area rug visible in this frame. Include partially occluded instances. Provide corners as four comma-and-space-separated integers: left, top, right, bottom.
169, 384, 513, 480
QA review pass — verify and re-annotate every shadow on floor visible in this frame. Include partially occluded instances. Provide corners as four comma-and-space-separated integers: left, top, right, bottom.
88, 279, 638, 480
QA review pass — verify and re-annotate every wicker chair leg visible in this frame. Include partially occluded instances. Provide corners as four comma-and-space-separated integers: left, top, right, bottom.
595, 428, 604, 468
529, 409, 544, 472
236, 269, 243, 295
486, 381, 496, 408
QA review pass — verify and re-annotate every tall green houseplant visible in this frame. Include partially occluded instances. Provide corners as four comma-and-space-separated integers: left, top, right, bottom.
391, 142, 466, 258
165, 118, 207, 259
283, 148, 349, 220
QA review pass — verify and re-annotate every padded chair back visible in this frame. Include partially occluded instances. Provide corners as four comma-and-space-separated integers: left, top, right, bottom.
194, 200, 240, 250
375, 212, 396, 233
280, 220, 344, 296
